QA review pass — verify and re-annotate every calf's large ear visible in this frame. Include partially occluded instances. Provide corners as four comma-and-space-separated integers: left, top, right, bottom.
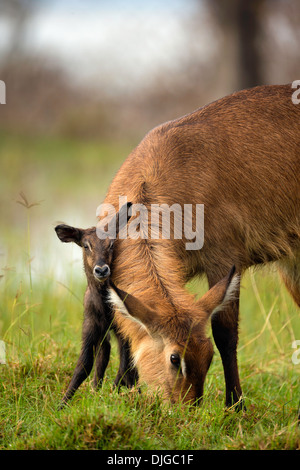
115, 201, 133, 233
109, 201, 133, 246
55, 224, 83, 246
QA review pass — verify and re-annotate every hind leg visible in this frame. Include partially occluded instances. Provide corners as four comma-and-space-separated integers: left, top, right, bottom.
93, 334, 111, 389
278, 256, 300, 307
278, 255, 300, 422
114, 333, 138, 389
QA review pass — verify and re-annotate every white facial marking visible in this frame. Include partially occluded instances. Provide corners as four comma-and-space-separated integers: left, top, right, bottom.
181, 358, 187, 378
132, 342, 147, 367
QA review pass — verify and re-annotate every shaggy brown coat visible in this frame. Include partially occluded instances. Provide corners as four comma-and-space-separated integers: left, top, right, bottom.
101, 85, 300, 406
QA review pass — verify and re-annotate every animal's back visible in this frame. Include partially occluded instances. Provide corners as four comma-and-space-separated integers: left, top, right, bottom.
104, 84, 300, 291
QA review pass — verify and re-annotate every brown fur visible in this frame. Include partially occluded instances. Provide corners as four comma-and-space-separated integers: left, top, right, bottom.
100, 85, 300, 407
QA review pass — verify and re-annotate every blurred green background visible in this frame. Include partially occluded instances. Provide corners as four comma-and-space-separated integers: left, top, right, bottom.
0, 0, 300, 351
1, 0, 300, 285
0, 0, 300, 346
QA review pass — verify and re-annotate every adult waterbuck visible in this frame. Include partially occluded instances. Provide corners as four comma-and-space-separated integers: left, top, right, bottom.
99, 84, 299, 409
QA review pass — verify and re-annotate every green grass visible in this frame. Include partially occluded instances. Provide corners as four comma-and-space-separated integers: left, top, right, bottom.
0, 131, 299, 450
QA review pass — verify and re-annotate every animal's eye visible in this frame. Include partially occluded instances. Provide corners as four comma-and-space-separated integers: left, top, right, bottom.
83, 242, 91, 251
170, 353, 181, 368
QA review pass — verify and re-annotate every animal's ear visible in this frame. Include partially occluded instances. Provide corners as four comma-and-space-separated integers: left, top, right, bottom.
196, 266, 240, 319
109, 201, 133, 247
55, 224, 84, 246
108, 281, 161, 335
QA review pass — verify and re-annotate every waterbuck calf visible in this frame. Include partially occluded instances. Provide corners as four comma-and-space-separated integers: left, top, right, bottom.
55, 202, 137, 406
99, 84, 299, 410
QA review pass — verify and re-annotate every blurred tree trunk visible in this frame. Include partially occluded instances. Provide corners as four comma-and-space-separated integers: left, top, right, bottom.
208, 0, 265, 90
236, 0, 264, 88
0, 0, 34, 65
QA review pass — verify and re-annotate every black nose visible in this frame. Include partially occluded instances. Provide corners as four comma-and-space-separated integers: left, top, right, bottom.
93, 264, 110, 280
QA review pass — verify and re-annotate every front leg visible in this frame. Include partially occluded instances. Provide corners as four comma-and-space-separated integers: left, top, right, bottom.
60, 314, 102, 407
208, 271, 243, 409
60, 287, 107, 407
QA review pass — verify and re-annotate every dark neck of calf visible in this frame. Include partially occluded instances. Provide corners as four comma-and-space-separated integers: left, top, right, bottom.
86, 277, 114, 326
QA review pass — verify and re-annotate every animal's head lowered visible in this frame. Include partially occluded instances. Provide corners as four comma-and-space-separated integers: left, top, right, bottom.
55, 202, 132, 283
109, 267, 239, 404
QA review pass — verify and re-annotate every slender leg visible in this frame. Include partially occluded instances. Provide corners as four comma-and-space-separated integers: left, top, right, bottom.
114, 333, 138, 389
93, 335, 111, 389
208, 271, 243, 409
60, 316, 102, 407
278, 256, 300, 308
278, 256, 300, 422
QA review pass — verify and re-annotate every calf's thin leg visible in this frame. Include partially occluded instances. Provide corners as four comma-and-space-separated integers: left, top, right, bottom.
113, 334, 138, 389
93, 335, 111, 389
60, 316, 103, 406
